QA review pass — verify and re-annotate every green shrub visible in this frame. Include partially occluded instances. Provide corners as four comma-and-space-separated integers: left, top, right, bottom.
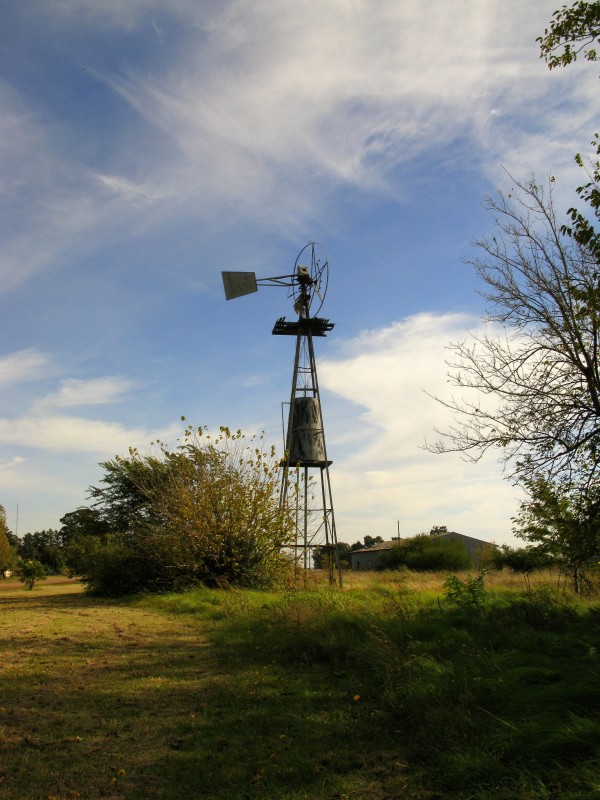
378, 534, 471, 571
69, 425, 294, 595
443, 572, 487, 609
16, 559, 47, 590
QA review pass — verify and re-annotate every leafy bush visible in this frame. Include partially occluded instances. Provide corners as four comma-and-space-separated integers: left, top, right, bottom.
443, 572, 487, 609
70, 425, 294, 595
16, 559, 47, 590
492, 543, 554, 574
378, 534, 471, 571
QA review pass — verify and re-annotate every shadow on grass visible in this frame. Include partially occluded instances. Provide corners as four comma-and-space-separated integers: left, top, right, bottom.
181, 590, 600, 800
3, 583, 600, 800
2, 594, 89, 609
1, 611, 408, 800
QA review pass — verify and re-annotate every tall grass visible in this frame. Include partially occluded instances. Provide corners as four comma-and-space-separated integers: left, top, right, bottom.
150, 569, 600, 799
1, 571, 599, 799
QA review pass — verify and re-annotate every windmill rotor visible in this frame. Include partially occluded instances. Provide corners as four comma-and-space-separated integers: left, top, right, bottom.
291, 242, 329, 317
223, 241, 328, 319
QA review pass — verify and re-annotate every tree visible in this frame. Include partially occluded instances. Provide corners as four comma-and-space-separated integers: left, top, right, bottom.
428, 176, 600, 485
512, 476, 600, 592
430, 525, 448, 535
19, 530, 64, 575
313, 542, 351, 569
538, 1, 600, 69
0, 504, 15, 578
59, 508, 112, 576
349, 535, 384, 552
76, 425, 294, 595
16, 559, 47, 590
88, 458, 163, 536
539, 3, 600, 259
0, 529, 13, 578
362, 535, 383, 548
59, 507, 110, 544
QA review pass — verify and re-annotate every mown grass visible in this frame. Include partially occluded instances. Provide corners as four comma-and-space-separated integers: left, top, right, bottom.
1, 571, 599, 799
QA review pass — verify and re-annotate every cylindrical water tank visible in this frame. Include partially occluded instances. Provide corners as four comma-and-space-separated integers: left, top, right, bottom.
288, 397, 327, 465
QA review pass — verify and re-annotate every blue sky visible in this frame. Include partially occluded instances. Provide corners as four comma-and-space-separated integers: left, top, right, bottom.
0, 0, 597, 545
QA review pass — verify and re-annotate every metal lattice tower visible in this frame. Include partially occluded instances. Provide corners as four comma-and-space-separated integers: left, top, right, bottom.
222, 243, 342, 584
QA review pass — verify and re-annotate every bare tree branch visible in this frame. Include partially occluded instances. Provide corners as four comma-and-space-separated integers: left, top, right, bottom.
426, 176, 600, 484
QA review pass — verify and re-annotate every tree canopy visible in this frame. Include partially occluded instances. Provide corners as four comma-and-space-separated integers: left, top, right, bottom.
538, 1, 600, 68
377, 535, 471, 572
19, 530, 64, 575
513, 476, 600, 592
539, 2, 600, 260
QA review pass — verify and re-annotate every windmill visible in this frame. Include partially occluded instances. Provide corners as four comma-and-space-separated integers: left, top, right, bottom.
222, 242, 342, 584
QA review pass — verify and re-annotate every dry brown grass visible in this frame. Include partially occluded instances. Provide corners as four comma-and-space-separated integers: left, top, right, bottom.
306, 565, 560, 594
0, 577, 213, 800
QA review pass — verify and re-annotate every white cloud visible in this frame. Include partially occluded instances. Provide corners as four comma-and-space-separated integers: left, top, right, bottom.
319, 313, 522, 544
0, 350, 49, 385
321, 313, 483, 462
2, 1, 595, 290
36, 377, 138, 409
0, 415, 181, 455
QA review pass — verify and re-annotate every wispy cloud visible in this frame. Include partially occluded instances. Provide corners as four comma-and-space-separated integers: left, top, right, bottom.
49, 0, 163, 29
0, 349, 49, 385
102, 0, 593, 209
0, 81, 139, 292
0, 415, 180, 455
93, 173, 161, 204
35, 377, 138, 409
2, 1, 595, 292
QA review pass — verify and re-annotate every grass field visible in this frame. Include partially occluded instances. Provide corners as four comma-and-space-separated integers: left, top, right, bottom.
1, 571, 599, 799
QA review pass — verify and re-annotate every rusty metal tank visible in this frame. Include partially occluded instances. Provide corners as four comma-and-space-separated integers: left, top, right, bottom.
287, 397, 330, 466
